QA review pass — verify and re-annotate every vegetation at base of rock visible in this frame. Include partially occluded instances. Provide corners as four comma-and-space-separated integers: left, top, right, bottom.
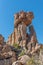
26, 57, 40, 65
19, 50, 25, 57
13, 43, 21, 49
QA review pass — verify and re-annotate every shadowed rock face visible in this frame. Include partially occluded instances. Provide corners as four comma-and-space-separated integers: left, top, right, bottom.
0, 34, 4, 44
14, 11, 34, 27
29, 25, 38, 43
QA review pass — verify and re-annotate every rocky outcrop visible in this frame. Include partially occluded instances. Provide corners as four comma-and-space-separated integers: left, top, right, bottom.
0, 43, 17, 65
5, 11, 43, 65
7, 11, 41, 55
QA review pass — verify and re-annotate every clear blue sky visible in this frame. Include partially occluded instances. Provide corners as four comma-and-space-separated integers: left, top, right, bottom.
0, 0, 43, 43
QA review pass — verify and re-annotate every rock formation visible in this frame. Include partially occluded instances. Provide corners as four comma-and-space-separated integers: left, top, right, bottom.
7, 11, 41, 55
0, 11, 43, 65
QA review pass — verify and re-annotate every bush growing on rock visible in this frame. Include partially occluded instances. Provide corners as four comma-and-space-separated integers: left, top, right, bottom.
13, 43, 21, 49
19, 50, 25, 57
26, 57, 40, 65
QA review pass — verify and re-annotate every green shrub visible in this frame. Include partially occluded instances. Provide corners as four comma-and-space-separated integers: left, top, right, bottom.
27, 58, 35, 65
26, 57, 40, 65
19, 50, 25, 57
13, 43, 19, 49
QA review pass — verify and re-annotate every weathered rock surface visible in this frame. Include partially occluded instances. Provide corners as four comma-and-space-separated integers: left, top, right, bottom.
0, 43, 17, 65
1, 11, 43, 65
14, 11, 34, 27
18, 55, 30, 64
12, 61, 23, 65
12, 55, 30, 65
7, 11, 38, 53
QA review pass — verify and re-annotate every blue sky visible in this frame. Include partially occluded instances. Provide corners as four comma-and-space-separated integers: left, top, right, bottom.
0, 0, 43, 43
